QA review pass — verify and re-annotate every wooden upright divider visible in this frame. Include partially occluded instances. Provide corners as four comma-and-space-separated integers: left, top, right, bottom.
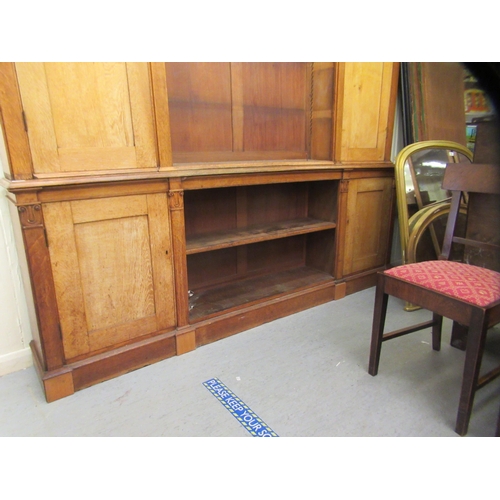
0, 62, 399, 401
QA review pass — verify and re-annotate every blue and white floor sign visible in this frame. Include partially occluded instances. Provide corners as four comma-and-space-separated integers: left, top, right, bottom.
203, 378, 278, 437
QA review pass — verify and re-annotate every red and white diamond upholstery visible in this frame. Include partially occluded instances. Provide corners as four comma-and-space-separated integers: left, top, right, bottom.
385, 260, 500, 308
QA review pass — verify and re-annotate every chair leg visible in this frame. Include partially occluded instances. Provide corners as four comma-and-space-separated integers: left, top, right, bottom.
368, 274, 389, 376
496, 400, 500, 437
450, 321, 468, 351
455, 308, 488, 436
431, 312, 443, 351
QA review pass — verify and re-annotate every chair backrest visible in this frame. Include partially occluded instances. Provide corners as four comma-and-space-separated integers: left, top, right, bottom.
473, 120, 500, 164
440, 163, 500, 271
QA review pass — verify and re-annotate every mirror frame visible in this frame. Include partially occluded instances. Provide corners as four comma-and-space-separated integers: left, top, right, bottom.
407, 203, 468, 264
395, 140, 473, 264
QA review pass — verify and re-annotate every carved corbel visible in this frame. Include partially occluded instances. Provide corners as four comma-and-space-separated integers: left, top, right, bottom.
18, 203, 44, 230
340, 180, 350, 194
168, 189, 184, 211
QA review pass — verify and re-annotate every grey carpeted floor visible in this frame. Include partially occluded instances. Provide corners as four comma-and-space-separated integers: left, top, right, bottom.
1, 287, 499, 437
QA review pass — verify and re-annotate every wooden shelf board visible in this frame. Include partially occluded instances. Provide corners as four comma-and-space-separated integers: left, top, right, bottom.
188, 266, 333, 322
186, 218, 336, 255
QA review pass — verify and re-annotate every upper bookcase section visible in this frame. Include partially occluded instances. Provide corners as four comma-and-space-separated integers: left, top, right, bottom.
166, 62, 322, 163
5, 63, 158, 178
0, 62, 398, 180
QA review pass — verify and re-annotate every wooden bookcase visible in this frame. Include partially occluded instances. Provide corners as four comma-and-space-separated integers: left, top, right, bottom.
0, 62, 399, 401
184, 179, 339, 322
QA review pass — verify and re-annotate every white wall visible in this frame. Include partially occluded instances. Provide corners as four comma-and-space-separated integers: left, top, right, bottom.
0, 149, 33, 376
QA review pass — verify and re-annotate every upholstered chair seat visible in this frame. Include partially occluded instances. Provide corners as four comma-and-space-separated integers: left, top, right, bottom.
385, 261, 500, 308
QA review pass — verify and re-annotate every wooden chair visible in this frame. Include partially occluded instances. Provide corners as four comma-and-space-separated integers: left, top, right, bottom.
368, 163, 500, 436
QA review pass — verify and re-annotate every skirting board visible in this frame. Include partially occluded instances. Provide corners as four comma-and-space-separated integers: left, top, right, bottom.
0, 347, 33, 376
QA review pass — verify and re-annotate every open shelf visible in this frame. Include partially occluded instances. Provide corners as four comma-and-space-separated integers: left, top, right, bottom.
186, 217, 336, 254
184, 179, 339, 322
188, 266, 333, 322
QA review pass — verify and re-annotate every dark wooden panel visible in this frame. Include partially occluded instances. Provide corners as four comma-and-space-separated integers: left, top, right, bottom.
194, 279, 337, 345
189, 266, 332, 322
187, 248, 238, 289
442, 163, 500, 194
308, 181, 338, 222
473, 120, 500, 163
186, 218, 336, 254
406, 62, 466, 146
311, 63, 334, 160
306, 229, 336, 274
71, 332, 177, 390
421, 62, 466, 145
165, 63, 233, 153
172, 150, 308, 163
246, 235, 306, 273
166, 62, 312, 162
184, 187, 237, 237
246, 182, 308, 225
242, 63, 309, 152
465, 192, 500, 271
345, 270, 378, 295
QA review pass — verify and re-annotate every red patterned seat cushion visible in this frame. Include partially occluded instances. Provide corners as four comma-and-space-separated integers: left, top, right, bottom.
385, 260, 500, 307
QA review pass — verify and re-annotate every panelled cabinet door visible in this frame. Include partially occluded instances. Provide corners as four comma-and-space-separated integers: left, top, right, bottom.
43, 193, 176, 360
15, 62, 157, 174
335, 62, 399, 163
343, 177, 394, 275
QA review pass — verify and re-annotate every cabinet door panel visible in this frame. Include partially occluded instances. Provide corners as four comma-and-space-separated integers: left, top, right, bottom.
343, 177, 393, 275
43, 194, 175, 359
16, 62, 157, 174
335, 62, 398, 163
75, 216, 155, 332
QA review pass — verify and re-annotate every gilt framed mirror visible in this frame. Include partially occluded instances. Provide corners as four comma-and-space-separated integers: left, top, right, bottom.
395, 140, 473, 266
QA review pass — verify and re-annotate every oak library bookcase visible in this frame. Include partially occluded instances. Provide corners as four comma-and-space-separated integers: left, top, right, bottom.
0, 62, 398, 401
